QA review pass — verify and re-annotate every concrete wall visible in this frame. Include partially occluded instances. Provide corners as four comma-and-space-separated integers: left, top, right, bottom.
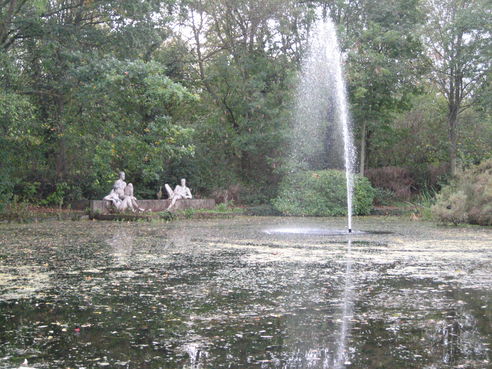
90, 199, 216, 214
69, 200, 91, 210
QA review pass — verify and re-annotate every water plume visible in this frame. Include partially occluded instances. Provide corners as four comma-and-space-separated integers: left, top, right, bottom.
292, 17, 356, 231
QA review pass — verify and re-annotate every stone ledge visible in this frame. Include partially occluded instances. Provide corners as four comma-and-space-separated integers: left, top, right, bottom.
90, 199, 215, 214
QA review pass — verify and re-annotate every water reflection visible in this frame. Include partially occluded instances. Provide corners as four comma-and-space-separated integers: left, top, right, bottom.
427, 306, 490, 366
182, 340, 209, 369
263, 228, 362, 236
0, 219, 490, 368
107, 229, 135, 267
334, 239, 354, 369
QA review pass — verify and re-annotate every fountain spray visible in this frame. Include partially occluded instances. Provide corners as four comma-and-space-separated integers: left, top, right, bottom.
292, 16, 356, 233
309, 18, 356, 233
321, 19, 356, 234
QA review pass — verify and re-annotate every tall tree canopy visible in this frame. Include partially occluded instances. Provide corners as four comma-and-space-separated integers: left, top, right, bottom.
424, 0, 492, 176
0, 0, 490, 207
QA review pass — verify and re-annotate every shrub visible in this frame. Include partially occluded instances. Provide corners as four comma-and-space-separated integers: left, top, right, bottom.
0, 175, 15, 212
372, 187, 396, 206
0, 196, 33, 223
365, 166, 415, 200
40, 182, 69, 207
272, 170, 375, 216
244, 204, 283, 216
212, 184, 241, 204
431, 159, 492, 226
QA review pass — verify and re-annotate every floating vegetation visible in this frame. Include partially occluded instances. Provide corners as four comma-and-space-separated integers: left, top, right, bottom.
0, 217, 491, 368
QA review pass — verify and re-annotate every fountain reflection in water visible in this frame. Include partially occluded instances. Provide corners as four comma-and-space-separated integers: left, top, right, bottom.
334, 239, 355, 369
264, 227, 366, 236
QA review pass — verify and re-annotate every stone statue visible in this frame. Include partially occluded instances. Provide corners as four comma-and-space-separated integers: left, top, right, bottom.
103, 171, 126, 205
165, 178, 192, 210
123, 183, 144, 212
103, 172, 144, 212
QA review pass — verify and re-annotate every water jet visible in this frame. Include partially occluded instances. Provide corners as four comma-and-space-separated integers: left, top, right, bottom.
299, 17, 355, 230
273, 16, 356, 236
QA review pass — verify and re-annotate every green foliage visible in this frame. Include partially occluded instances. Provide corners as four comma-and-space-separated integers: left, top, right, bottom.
181, 208, 196, 219
244, 204, 283, 217
0, 196, 33, 223
431, 159, 492, 225
424, 0, 492, 175
372, 188, 396, 206
368, 93, 448, 169
158, 211, 176, 221
343, 0, 427, 172
273, 170, 375, 216
353, 175, 376, 215
0, 55, 38, 209
70, 58, 196, 197
0, 179, 14, 212
175, 0, 300, 198
0, 0, 490, 206
42, 182, 69, 207
215, 202, 231, 212
413, 187, 439, 220
0, 0, 192, 202
17, 182, 41, 204
457, 108, 492, 167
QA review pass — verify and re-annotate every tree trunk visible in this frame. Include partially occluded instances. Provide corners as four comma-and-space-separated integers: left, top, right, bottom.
359, 120, 367, 176
0, 0, 17, 49
448, 104, 458, 177
55, 97, 66, 180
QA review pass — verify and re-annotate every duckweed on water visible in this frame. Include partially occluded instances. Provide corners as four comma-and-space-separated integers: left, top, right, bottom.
0, 217, 491, 368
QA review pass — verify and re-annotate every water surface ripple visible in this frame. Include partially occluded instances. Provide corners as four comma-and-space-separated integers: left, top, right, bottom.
0, 217, 491, 368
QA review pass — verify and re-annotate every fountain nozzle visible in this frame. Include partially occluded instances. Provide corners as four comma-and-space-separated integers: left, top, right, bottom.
348, 229, 352, 233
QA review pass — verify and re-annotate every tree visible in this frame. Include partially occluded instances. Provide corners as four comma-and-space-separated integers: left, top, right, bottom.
306, 0, 427, 176
0, 55, 35, 206
177, 0, 306, 197
344, 0, 426, 175
0, 0, 196, 201
424, 0, 492, 176
70, 58, 196, 197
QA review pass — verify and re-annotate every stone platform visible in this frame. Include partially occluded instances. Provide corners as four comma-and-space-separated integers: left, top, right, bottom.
90, 199, 215, 214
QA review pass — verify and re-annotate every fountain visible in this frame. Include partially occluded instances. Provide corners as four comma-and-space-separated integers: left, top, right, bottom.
268, 16, 356, 235
294, 16, 356, 232
279, 17, 358, 368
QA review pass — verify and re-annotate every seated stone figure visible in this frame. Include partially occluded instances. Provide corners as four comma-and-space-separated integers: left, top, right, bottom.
165, 178, 192, 210
103, 172, 143, 212
123, 183, 144, 212
103, 171, 126, 207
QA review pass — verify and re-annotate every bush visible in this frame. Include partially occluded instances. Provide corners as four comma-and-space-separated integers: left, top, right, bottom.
40, 182, 69, 207
365, 166, 415, 200
272, 170, 375, 216
212, 184, 242, 204
0, 195, 33, 223
372, 187, 396, 206
431, 159, 492, 226
244, 204, 283, 216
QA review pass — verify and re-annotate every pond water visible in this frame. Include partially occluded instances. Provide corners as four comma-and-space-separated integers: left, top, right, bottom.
0, 217, 491, 368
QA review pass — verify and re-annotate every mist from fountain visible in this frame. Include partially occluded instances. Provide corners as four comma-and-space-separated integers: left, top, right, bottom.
292, 17, 356, 232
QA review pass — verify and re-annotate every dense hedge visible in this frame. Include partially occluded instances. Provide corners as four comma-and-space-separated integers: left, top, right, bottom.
272, 170, 375, 216
431, 159, 492, 226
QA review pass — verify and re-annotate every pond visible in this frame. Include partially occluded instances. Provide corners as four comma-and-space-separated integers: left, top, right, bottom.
0, 217, 491, 368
